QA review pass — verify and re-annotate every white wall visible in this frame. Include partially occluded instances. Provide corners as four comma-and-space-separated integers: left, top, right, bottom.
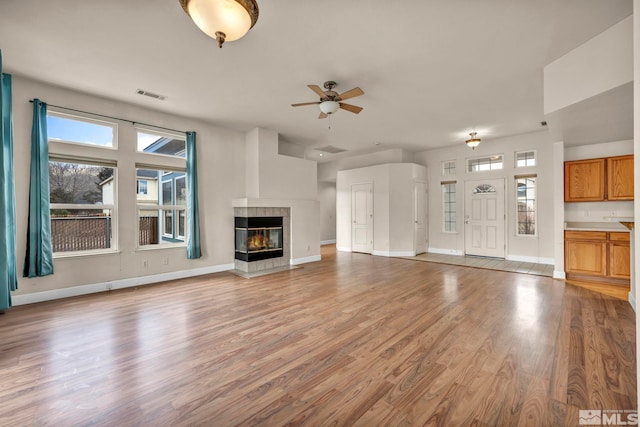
241, 127, 320, 263
544, 16, 633, 114
318, 181, 336, 242
633, 0, 640, 405
318, 148, 414, 182
336, 163, 427, 255
413, 130, 556, 263
12, 76, 246, 300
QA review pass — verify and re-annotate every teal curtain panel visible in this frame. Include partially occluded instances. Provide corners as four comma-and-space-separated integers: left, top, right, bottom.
0, 50, 18, 310
23, 99, 54, 277
186, 131, 201, 259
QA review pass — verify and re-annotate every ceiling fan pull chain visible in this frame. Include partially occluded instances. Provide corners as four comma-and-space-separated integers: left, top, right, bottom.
328, 114, 331, 130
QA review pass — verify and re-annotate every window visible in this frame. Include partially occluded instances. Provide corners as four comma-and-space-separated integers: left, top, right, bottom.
516, 175, 536, 236
137, 179, 148, 195
137, 168, 187, 246
515, 150, 536, 168
49, 160, 116, 253
47, 111, 116, 148
442, 181, 456, 233
137, 129, 186, 158
442, 160, 456, 176
468, 155, 503, 172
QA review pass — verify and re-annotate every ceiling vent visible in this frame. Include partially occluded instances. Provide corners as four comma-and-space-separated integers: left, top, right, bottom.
315, 145, 347, 154
136, 89, 167, 101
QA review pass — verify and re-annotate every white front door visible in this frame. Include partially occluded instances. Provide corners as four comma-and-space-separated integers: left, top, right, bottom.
351, 183, 373, 253
464, 178, 505, 258
414, 180, 427, 254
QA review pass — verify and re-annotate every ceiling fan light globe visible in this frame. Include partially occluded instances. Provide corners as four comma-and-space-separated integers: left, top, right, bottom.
319, 101, 339, 114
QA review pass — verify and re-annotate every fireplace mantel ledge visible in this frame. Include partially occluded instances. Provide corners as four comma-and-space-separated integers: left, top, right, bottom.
232, 198, 318, 208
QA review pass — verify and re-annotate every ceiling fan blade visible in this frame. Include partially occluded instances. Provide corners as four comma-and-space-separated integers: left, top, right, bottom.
338, 87, 364, 101
291, 102, 321, 107
308, 85, 326, 98
318, 112, 328, 119
339, 103, 363, 114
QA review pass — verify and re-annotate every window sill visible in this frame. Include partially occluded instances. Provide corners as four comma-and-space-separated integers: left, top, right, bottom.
53, 249, 120, 259
136, 244, 186, 251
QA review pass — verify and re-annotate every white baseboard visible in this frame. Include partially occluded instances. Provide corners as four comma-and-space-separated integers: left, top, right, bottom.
12, 263, 235, 306
507, 254, 554, 265
428, 247, 464, 256
320, 239, 337, 245
290, 255, 321, 265
336, 246, 352, 252
552, 270, 566, 279
629, 291, 636, 311
372, 250, 416, 257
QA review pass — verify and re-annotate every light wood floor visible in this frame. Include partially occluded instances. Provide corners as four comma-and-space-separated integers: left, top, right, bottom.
1, 246, 636, 425
401, 252, 554, 277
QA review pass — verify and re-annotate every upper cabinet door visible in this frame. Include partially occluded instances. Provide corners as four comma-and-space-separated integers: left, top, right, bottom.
607, 155, 634, 201
564, 158, 606, 202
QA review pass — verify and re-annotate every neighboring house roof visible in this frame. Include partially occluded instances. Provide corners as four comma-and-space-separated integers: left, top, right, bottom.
144, 136, 185, 157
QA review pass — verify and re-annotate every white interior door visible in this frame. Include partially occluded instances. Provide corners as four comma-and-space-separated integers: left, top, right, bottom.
414, 180, 427, 254
464, 178, 505, 258
351, 183, 373, 253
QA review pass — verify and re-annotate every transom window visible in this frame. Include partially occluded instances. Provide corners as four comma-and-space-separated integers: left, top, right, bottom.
137, 129, 186, 158
442, 160, 456, 176
467, 155, 504, 172
47, 110, 116, 148
516, 150, 536, 168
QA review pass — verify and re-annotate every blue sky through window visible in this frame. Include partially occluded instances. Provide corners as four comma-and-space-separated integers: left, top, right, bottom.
47, 115, 114, 147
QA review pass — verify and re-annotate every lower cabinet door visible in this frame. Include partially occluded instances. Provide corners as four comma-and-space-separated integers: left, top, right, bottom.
565, 240, 607, 276
609, 242, 631, 279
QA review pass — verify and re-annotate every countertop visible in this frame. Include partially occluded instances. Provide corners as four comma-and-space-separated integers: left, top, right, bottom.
564, 221, 631, 232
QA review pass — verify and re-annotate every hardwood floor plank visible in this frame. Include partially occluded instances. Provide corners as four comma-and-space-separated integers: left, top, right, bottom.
0, 245, 635, 425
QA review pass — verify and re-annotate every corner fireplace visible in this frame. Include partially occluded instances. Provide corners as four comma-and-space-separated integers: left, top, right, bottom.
235, 216, 284, 262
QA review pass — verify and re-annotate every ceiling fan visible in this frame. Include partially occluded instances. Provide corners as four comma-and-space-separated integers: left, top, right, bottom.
291, 81, 364, 119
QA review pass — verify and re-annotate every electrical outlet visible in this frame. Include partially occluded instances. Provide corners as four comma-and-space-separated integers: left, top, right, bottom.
162, 257, 169, 265
143, 260, 148, 268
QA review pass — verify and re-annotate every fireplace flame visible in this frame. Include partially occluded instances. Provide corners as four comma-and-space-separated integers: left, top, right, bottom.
247, 233, 271, 251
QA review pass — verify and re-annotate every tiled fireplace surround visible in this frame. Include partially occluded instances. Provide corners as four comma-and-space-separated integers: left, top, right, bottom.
233, 207, 291, 274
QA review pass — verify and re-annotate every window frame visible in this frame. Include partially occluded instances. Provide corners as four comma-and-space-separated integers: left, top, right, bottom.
136, 166, 188, 249
47, 158, 118, 257
515, 150, 536, 168
515, 174, 537, 237
137, 179, 148, 195
467, 154, 504, 172
441, 160, 456, 176
441, 181, 457, 233
47, 109, 118, 150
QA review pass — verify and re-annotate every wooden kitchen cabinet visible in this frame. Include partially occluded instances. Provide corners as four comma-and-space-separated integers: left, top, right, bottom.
607, 155, 634, 200
608, 232, 630, 280
564, 231, 607, 276
564, 158, 606, 202
564, 230, 630, 284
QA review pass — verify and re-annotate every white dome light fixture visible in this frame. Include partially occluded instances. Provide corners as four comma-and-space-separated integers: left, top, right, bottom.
465, 132, 481, 149
179, 0, 259, 48
319, 100, 340, 115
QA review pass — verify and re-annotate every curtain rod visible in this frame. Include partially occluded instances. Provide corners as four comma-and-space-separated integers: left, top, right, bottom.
28, 99, 187, 134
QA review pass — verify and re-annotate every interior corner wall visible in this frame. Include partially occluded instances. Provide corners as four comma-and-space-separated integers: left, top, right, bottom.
248, 127, 318, 200
413, 131, 555, 262
318, 181, 336, 242
336, 163, 426, 255
318, 148, 413, 183
11, 76, 246, 300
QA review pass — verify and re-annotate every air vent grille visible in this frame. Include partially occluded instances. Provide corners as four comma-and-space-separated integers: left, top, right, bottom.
315, 145, 347, 154
136, 89, 167, 101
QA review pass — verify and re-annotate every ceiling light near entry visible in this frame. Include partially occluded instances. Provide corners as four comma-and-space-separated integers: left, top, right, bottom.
179, 0, 259, 48
465, 132, 481, 149
319, 101, 340, 115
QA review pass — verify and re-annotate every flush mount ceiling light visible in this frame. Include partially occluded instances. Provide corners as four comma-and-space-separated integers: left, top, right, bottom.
179, 0, 259, 48
465, 132, 481, 149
